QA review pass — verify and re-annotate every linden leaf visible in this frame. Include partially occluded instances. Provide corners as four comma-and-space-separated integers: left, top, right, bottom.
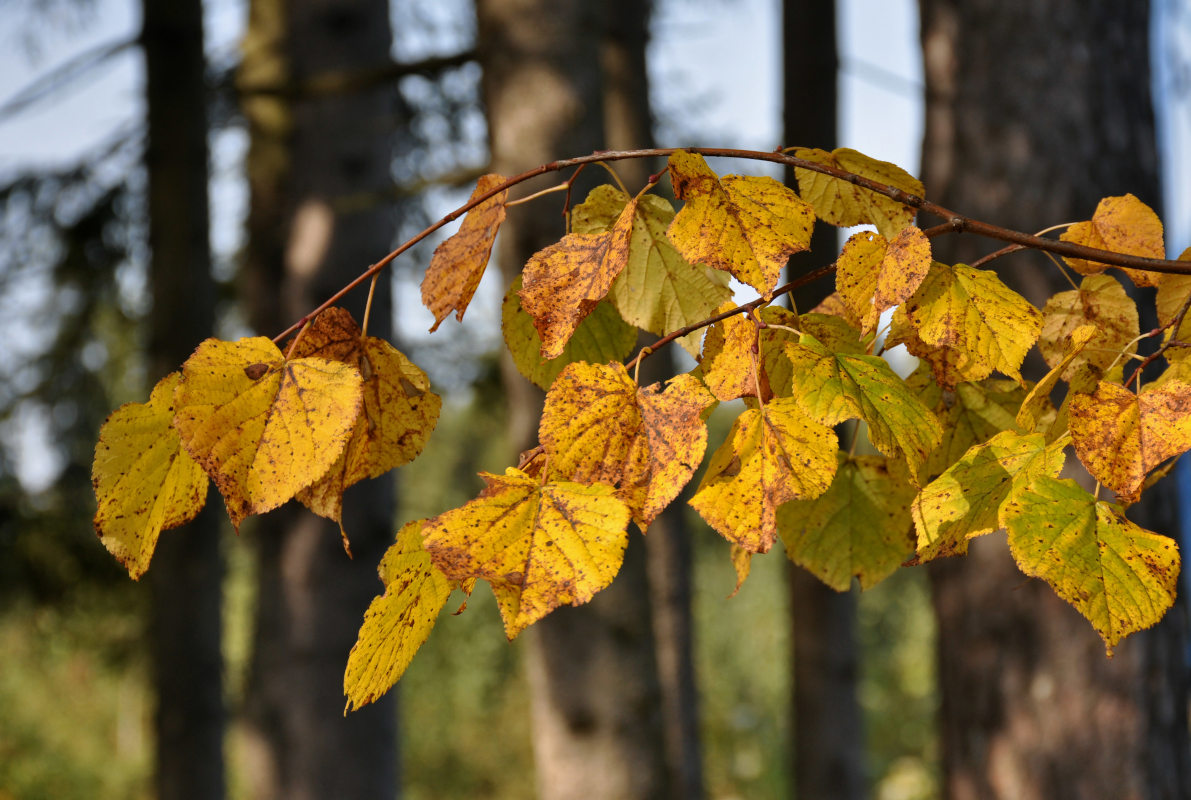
778, 454, 916, 591
1153, 247, 1191, 361
173, 336, 363, 530
1003, 476, 1180, 654
423, 468, 631, 639
520, 196, 638, 359
1039, 275, 1138, 381
1016, 324, 1098, 433
667, 150, 814, 293
573, 185, 731, 353
835, 227, 932, 335
809, 291, 863, 329
421, 173, 509, 331
700, 311, 760, 401
912, 430, 1066, 561
892, 262, 1041, 388
689, 397, 837, 554
343, 519, 451, 712
835, 231, 885, 322
502, 274, 637, 390
1060, 194, 1165, 287
92, 372, 209, 579
539, 363, 715, 528
1069, 380, 1191, 503
290, 309, 442, 536
784, 336, 942, 478
792, 147, 924, 238
907, 369, 1031, 480
729, 544, 752, 597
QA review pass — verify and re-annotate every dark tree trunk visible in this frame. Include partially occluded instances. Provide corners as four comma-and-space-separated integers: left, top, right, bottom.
782, 3, 867, 798
918, 2, 1191, 797
142, 0, 225, 797
239, 0, 400, 797
477, 1, 671, 797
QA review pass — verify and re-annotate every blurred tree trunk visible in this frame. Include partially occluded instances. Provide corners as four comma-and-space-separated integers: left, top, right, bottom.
919, 1, 1191, 797
781, 3, 867, 798
142, 0, 225, 797
478, 1, 670, 797
239, 0, 400, 797
603, 2, 706, 797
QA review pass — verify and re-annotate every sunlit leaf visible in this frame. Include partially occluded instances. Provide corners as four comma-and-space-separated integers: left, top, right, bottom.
1153, 247, 1191, 360
667, 150, 814, 293
344, 519, 451, 711
792, 147, 924, 238
421, 173, 509, 330
1039, 275, 1137, 380
690, 398, 837, 553
1016, 324, 1097, 432
1060, 194, 1164, 287
92, 372, 209, 579
423, 468, 631, 639
1004, 476, 1179, 653
835, 227, 931, 335
779, 454, 916, 591
173, 336, 362, 529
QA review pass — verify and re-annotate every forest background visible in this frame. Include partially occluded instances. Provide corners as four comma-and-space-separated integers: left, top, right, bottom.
2, 0, 1191, 798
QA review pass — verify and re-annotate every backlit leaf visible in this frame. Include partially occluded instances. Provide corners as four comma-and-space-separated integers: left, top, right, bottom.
700, 311, 760, 401
792, 147, 924, 238
539, 362, 715, 527
667, 150, 814, 293
835, 227, 931, 335
892, 262, 1041, 387
1016, 324, 1097, 432
173, 336, 363, 529
1004, 476, 1179, 653
913, 431, 1065, 561
423, 468, 631, 639
289, 309, 441, 537
1069, 379, 1191, 503
784, 335, 942, 477
779, 454, 916, 591
502, 274, 636, 389
1039, 275, 1137, 380
92, 372, 209, 579
421, 173, 509, 331
1153, 247, 1191, 360
729, 544, 752, 597
1060, 194, 1165, 287
344, 519, 451, 711
572, 185, 731, 353
520, 195, 639, 358
690, 397, 837, 553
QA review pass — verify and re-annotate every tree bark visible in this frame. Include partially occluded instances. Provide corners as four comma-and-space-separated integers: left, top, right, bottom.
781, 3, 867, 798
477, 1, 671, 797
918, 2, 1191, 797
239, 0, 400, 797
142, 0, 225, 797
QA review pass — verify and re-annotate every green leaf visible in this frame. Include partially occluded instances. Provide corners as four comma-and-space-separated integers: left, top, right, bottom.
502, 274, 637, 390
1004, 476, 1180, 654
778, 454, 916, 591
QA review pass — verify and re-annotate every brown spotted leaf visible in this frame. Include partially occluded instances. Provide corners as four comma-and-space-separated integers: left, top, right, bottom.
792, 147, 924, 238
1153, 247, 1191, 361
421, 173, 509, 330
1039, 275, 1138, 382
423, 468, 631, 639
835, 227, 931, 335
667, 150, 814, 293
520, 195, 639, 359
1060, 194, 1165, 287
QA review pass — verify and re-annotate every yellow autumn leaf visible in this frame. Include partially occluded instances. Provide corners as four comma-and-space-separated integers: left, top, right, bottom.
809, 291, 863, 329
1039, 275, 1138, 381
1153, 247, 1191, 361
729, 544, 752, 597
1060, 194, 1165, 287
343, 519, 451, 712
912, 430, 1066, 561
792, 147, 924, 238
784, 335, 942, 478
891, 261, 1041, 388
92, 372, 209, 579
173, 336, 362, 529
289, 309, 441, 537
690, 397, 837, 553
539, 363, 715, 527
502, 273, 637, 390
572, 185, 732, 353
1004, 476, 1179, 654
700, 310, 760, 402
421, 173, 509, 331
1016, 324, 1098, 432
778, 454, 916, 591
666, 150, 814, 293
520, 196, 639, 359
423, 468, 631, 639
835, 227, 932, 335
1069, 379, 1191, 503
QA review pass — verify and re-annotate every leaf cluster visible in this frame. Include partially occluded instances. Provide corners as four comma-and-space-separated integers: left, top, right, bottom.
92, 147, 1191, 712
